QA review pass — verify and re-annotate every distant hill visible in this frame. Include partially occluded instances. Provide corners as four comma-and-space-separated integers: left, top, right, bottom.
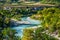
0, 0, 60, 6
41, 0, 60, 5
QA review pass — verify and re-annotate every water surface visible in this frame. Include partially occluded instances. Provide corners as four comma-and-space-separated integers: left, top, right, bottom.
11, 17, 40, 37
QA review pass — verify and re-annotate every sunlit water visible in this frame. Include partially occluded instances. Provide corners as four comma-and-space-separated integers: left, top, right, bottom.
11, 17, 40, 37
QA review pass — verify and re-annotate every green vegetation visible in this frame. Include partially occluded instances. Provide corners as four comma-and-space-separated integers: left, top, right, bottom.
2, 27, 21, 40
22, 28, 58, 40
31, 7, 60, 32
0, 9, 22, 28
22, 29, 34, 40
31, 7, 60, 40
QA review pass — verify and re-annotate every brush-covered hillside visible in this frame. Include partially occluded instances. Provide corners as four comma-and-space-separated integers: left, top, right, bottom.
41, 0, 60, 5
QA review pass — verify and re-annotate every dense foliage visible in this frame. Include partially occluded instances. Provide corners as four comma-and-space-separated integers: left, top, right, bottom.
31, 7, 60, 40
0, 9, 22, 28
2, 27, 21, 40
22, 29, 34, 40
22, 28, 58, 40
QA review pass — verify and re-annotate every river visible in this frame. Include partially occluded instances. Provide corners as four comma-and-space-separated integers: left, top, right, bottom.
11, 17, 40, 37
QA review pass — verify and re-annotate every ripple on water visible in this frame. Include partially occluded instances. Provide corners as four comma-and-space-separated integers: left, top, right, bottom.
11, 17, 40, 37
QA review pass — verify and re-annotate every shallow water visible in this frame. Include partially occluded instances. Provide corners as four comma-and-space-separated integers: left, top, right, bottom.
11, 17, 40, 37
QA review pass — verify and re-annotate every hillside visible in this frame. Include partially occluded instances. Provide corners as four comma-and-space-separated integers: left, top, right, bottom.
41, 0, 60, 5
